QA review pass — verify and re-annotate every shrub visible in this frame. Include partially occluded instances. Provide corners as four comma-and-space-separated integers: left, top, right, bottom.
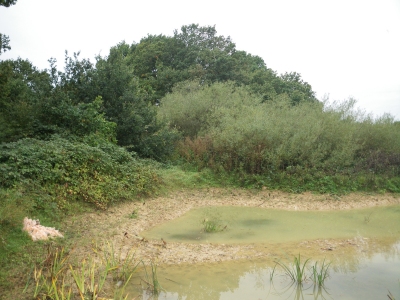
160, 81, 400, 192
0, 136, 160, 209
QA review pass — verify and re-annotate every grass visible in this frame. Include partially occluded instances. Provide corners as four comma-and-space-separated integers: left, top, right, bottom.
141, 260, 163, 296
128, 209, 139, 219
25, 242, 142, 300
156, 165, 222, 191
364, 212, 373, 224
202, 218, 225, 233
201, 209, 228, 233
0, 162, 393, 298
275, 254, 310, 284
311, 259, 330, 287
274, 255, 331, 288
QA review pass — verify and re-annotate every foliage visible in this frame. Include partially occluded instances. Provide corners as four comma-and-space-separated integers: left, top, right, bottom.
275, 254, 310, 285
0, 58, 52, 141
0, 52, 178, 160
30, 243, 139, 300
311, 259, 330, 287
0, 137, 160, 210
116, 24, 317, 106
0, 0, 17, 7
201, 209, 227, 233
201, 218, 226, 233
0, 0, 17, 55
141, 260, 163, 296
272, 256, 331, 289
160, 81, 400, 192
93, 45, 181, 159
159, 80, 260, 138
0, 33, 11, 54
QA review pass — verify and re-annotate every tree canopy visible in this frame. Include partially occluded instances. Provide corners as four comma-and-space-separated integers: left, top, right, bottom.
1, 23, 319, 157
0, 0, 17, 55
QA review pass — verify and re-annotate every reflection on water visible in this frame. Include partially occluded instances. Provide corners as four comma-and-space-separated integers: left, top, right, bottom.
127, 242, 400, 299
128, 205, 400, 299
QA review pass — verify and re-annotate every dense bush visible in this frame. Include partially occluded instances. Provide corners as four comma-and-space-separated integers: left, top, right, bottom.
158, 80, 261, 138
0, 137, 160, 210
160, 81, 400, 192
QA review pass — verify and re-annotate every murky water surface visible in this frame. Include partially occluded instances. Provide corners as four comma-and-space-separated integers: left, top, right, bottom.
143, 205, 400, 244
130, 206, 400, 299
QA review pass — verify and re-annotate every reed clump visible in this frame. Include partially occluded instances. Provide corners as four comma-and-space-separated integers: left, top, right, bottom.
273, 255, 331, 287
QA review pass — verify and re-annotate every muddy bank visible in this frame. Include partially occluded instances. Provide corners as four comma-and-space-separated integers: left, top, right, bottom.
64, 189, 400, 264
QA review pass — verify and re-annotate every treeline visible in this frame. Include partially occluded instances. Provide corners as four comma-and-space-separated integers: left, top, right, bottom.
1, 24, 317, 155
1, 24, 399, 209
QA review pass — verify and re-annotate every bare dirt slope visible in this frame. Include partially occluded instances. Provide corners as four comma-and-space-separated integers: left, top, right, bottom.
64, 189, 400, 264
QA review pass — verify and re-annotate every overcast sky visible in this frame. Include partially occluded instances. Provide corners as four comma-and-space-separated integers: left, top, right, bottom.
1, 0, 399, 120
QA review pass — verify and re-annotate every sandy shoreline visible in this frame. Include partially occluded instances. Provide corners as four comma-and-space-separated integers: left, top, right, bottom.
65, 188, 400, 265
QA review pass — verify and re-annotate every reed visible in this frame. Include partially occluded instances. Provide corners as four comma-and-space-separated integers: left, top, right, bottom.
275, 254, 310, 284
311, 259, 330, 287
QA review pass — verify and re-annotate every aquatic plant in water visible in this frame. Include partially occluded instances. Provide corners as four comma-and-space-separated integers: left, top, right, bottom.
141, 260, 163, 296
311, 259, 330, 287
275, 254, 310, 284
273, 255, 331, 291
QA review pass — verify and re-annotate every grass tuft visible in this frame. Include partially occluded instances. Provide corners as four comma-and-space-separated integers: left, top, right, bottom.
275, 254, 310, 284
311, 259, 330, 287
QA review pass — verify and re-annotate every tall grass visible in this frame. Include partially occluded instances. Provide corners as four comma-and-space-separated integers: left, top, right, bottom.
29, 243, 141, 300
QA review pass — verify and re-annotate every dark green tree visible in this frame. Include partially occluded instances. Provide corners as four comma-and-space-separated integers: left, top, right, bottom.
0, 0, 17, 7
0, 0, 17, 54
0, 34, 11, 54
275, 72, 317, 104
94, 42, 180, 159
0, 59, 52, 141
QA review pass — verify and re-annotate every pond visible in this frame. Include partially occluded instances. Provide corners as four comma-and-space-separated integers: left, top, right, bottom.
142, 206, 400, 244
127, 205, 400, 299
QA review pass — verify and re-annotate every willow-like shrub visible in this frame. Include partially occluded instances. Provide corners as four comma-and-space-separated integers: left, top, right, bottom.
160, 81, 400, 179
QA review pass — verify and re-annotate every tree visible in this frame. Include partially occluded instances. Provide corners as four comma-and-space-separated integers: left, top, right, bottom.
0, 34, 11, 54
0, 0, 17, 55
92, 42, 180, 159
0, 59, 53, 141
275, 72, 317, 104
50, 51, 98, 104
173, 24, 236, 83
0, 0, 17, 7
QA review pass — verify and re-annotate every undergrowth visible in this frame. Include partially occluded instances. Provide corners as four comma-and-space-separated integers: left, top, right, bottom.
0, 137, 161, 299
25, 242, 159, 300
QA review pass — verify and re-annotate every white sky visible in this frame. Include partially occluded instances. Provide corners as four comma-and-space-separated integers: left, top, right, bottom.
1, 0, 400, 120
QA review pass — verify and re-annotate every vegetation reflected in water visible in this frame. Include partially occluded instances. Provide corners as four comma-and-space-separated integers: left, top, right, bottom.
127, 240, 399, 299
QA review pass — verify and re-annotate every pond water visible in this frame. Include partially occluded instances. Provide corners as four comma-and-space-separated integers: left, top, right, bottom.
142, 206, 400, 244
128, 206, 400, 299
